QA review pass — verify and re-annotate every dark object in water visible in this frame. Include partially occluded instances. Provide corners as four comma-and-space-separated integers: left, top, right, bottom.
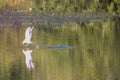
48, 46, 71, 48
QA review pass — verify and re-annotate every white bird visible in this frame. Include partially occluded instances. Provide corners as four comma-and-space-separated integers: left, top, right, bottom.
23, 49, 34, 70
23, 26, 34, 45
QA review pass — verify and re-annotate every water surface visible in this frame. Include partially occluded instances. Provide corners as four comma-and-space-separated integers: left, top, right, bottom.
0, 12, 120, 80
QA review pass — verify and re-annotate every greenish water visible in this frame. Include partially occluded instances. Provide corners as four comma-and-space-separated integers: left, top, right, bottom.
0, 16, 120, 80
0, 0, 120, 80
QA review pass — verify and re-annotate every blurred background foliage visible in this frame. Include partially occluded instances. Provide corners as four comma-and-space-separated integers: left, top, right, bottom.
0, 0, 119, 13
0, 0, 120, 80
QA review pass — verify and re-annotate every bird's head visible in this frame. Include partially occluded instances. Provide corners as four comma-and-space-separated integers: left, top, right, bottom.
22, 40, 25, 44
22, 41, 28, 46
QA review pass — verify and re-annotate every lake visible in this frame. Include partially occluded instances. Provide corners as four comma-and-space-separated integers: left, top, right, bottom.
0, 11, 120, 80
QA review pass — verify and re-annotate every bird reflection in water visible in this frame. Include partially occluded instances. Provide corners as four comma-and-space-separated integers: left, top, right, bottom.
22, 26, 34, 46
22, 48, 34, 70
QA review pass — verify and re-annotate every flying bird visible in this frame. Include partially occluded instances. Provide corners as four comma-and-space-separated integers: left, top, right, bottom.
23, 26, 34, 45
